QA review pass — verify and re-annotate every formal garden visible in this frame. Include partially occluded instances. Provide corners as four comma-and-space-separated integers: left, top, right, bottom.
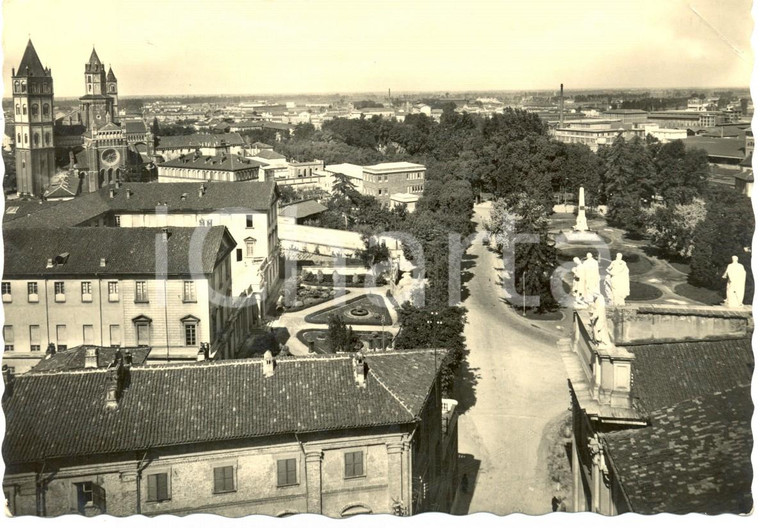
296, 328, 395, 354
304, 294, 392, 325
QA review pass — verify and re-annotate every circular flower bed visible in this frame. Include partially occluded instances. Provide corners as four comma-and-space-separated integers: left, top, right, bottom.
350, 307, 370, 317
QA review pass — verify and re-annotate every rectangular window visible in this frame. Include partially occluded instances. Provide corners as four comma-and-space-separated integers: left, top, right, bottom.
246, 214, 254, 228
3, 326, 14, 352
135, 281, 148, 303
81, 281, 93, 302
29, 325, 40, 351
277, 458, 297, 487
184, 323, 197, 346
108, 281, 119, 302
236, 248, 243, 262
213, 466, 236, 494
246, 239, 255, 257
183, 281, 196, 302
56, 324, 67, 351
147, 473, 170, 502
114, 215, 121, 227
136, 323, 150, 346
83, 325, 94, 344
27, 282, 38, 302
109, 325, 121, 346
54, 281, 65, 302
344, 451, 364, 478
2, 282, 11, 302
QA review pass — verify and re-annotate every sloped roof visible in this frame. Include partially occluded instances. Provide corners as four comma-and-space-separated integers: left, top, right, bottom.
156, 132, 245, 149
123, 120, 147, 134
159, 153, 262, 171
252, 149, 286, 160
626, 338, 754, 414
88, 47, 102, 66
30, 346, 151, 373
681, 136, 746, 160
2, 181, 277, 229
279, 199, 328, 219
603, 384, 753, 514
106, 67, 117, 82
16, 39, 47, 77
2, 351, 443, 465
2, 226, 232, 278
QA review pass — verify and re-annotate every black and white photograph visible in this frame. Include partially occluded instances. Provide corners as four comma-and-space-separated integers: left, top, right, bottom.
0, 0, 756, 523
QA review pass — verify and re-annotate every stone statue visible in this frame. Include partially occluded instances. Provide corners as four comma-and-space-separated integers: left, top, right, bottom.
574, 186, 589, 232
722, 256, 746, 307
605, 253, 630, 306
589, 294, 611, 348
571, 257, 587, 306
582, 253, 601, 302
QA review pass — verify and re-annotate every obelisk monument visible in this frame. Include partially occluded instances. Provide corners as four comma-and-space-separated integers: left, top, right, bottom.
574, 186, 589, 232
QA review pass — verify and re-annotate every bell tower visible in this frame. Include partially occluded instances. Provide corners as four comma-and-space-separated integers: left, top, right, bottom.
107, 66, 119, 117
12, 39, 56, 197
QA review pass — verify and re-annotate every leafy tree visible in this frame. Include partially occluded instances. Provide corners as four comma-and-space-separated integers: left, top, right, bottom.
689, 189, 754, 299
394, 303, 467, 396
653, 141, 710, 205
603, 136, 652, 235
326, 315, 357, 353
356, 235, 390, 269
646, 199, 707, 258
292, 123, 316, 142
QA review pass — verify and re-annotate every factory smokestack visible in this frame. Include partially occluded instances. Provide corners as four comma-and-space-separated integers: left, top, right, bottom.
560, 83, 565, 127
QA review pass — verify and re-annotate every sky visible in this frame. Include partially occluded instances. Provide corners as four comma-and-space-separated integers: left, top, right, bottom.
0, 0, 754, 98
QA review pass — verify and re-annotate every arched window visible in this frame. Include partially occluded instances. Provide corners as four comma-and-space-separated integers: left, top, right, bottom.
43, 82, 48, 93
21, 81, 26, 93
31, 104, 38, 117
33, 133, 40, 146
15, 104, 19, 115
24, 134, 28, 144
44, 133, 51, 145
22, 105, 27, 115
16, 133, 20, 143
43, 104, 50, 117
14, 81, 19, 93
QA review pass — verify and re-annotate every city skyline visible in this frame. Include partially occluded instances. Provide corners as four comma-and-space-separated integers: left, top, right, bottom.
1, 0, 754, 98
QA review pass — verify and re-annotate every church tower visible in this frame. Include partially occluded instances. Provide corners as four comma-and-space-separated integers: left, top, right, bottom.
106, 66, 119, 117
12, 39, 56, 197
80, 48, 115, 131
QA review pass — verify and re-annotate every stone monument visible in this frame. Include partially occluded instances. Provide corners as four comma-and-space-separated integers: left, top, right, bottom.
589, 294, 612, 348
605, 253, 630, 306
571, 257, 587, 307
722, 255, 746, 307
574, 186, 589, 232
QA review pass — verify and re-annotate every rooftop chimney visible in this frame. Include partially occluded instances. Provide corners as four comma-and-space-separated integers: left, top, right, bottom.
115, 181, 121, 189
196, 343, 209, 362
109, 189, 116, 199
161, 227, 172, 239
84, 347, 99, 369
126, 188, 133, 199
263, 351, 275, 377
123, 349, 133, 368
44, 342, 56, 360
46, 258, 54, 268
100, 257, 107, 267
104, 361, 121, 411
2, 365, 14, 399
198, 185, 206, 197
560, 83, 565, 127
353, 352, 367, 388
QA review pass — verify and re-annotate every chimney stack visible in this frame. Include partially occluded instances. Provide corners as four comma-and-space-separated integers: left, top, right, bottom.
109, 189, 116, 199
126, 188, 133, 199
263, 351, 275, 377
85, 347, 99, 369
198, 185, 205, 197
560, 83, 565, 127
2, 365, 14, 388
353, 352, 367, 388
44, 342, 56, 360
196, 343, 209, 362
104, 361, 121, 411
123, 349, 133, 368
100, 258, 107, 267
46, 258, 54, 268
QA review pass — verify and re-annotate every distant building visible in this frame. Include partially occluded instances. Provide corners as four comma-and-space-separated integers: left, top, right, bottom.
2, 350, 459, 517
154, 133, 246, 161
601, 109, 647, 124
561, 305, 753, 514
157, 152, 261, 183
278, 199, 328, 225
681, 135, 747, 167
322, 162, 426, 206
249, 149, 289, 181
389, 192, 420, 212
1, 226, 246, 372
552, 120, 626, 152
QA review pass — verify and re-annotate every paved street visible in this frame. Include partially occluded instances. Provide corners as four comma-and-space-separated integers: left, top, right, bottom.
454, 203, 572, 515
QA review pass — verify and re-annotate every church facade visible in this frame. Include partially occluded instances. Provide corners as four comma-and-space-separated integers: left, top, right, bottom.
11, 41, 153, 198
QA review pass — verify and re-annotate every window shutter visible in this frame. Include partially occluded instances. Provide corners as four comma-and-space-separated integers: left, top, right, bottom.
147, 475, 156, 501
214, 467, 223, 492
92, 483, 106, 512
157, 473, 168, 500
277, 460, 286, 486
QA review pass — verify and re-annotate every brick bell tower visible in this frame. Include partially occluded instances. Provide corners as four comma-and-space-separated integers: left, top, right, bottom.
12, 39, 56, 197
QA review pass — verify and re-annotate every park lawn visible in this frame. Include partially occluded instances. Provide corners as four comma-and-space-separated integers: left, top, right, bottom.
628, 281, 663, 301
673, 283, 724, 305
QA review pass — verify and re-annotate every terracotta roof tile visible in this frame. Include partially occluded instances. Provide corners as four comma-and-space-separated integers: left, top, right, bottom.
2, 351, 442, 464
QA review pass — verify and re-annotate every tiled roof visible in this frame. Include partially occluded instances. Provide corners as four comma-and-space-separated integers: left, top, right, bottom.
2, 226, 232, 278
2, 351, 443, 465
16, 40, 47, 77
252, 149, 286, 160
123, 120, 147, 134
156, 133, 245, 149
159, 153, 262, 171
603, 385, 753, 514
88, 47, 102, 67
681, 136, 746, 160
2, 182, 277, 228
626, 338, 754, 414
2, 198, 58, 225
106, 67, 117, 82
251, 142, 272, 148
279, 200, 328, 219
30, 346, 151, 373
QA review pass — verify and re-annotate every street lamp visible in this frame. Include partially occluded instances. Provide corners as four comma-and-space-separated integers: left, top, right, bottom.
426, 310, 444, 367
